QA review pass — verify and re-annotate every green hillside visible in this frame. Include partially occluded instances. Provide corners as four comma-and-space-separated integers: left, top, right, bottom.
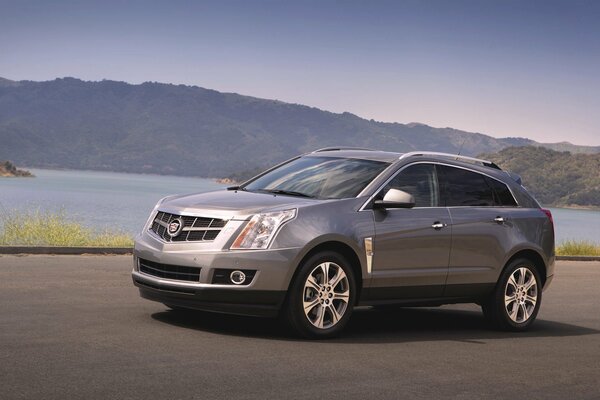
481, 147, 600, 208
1, 77, 598, 177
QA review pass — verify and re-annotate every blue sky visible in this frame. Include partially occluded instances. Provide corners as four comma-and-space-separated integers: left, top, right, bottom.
1, 0, 599, 145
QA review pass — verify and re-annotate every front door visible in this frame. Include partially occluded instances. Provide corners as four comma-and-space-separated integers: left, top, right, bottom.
368, 163, 452, 301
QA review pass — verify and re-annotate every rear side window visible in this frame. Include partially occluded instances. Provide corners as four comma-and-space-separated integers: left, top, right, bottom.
485, 177, 518, 207
382, 164, 439, 207
438, 165, 494, 207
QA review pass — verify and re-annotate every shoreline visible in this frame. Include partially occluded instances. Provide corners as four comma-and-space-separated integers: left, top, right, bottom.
6, 167, 600, 211
551, 204, 600, 211
0, 161, 34, 178
21, 166, 227, 183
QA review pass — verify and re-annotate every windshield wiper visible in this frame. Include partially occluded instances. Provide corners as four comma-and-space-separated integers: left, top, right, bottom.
259, 189, 315, 198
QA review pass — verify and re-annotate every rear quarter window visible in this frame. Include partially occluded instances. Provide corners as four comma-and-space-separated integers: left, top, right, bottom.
485, 177, 518, 207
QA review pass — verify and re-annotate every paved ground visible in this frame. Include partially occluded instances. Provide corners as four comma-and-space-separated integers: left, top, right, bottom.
1, 256, 599, 400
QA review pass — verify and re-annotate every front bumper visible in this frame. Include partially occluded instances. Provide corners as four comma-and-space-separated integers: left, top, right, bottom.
132, 233, 302, 317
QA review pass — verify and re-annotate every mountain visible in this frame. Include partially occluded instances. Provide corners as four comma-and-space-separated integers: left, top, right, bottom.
0, 77, 598, 177
480, 146, 600, 208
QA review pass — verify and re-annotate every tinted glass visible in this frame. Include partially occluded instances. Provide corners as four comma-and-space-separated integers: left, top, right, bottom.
382, 164, 439, 207
438, 165, 494, 206
244, 156, 389, 199
485, 177, 518, 207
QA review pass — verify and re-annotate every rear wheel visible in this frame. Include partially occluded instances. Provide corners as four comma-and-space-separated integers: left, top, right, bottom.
285, 251, 356, 339
482, 258, 542, 331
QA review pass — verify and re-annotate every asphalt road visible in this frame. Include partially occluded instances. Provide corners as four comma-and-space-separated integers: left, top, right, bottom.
1, 255, 599, 400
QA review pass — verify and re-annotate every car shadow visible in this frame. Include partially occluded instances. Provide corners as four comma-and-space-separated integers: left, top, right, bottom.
151, 305, 600, 343
339, 307, 600, 344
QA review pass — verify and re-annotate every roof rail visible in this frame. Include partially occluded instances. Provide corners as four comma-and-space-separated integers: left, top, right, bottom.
399, 151, 501, 170
312, 146, 376, 153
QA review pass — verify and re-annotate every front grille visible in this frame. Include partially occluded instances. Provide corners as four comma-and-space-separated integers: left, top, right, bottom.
139, 258, 201, 282
149, 211, 227, 242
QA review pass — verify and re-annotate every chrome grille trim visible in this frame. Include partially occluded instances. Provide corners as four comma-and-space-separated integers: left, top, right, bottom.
149, 211, 227, 242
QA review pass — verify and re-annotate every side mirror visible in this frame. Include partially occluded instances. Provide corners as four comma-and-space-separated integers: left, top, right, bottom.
373, 189, 416, 209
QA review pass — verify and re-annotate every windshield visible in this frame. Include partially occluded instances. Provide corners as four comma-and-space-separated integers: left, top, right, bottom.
243, 156, 390, 199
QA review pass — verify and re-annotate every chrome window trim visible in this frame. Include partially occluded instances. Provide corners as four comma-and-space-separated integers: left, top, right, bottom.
358, 161, 520, 211
435, 162, 520, 208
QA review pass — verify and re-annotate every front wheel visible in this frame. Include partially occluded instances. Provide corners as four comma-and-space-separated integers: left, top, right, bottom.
284, 251, 356, 339
482, 258, 542, 331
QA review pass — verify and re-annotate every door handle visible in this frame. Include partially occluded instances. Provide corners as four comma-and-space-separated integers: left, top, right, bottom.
493, 216, 505, 224
431, 222, 447, 230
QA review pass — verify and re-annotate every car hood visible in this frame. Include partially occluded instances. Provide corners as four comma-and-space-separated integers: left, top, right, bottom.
158, 189, 327, 220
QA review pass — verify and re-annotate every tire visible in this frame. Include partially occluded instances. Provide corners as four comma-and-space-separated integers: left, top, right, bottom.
482, 258, 542, 331
284, 251, 357, 339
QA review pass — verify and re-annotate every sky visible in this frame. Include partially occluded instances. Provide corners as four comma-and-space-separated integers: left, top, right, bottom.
1, 0, 599, 146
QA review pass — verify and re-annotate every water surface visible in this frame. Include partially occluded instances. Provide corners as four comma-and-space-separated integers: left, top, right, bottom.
1, 168, 598, 243
0, 169, 225, 234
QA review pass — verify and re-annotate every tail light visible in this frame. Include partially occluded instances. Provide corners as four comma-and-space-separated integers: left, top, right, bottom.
541, 208, 554, 227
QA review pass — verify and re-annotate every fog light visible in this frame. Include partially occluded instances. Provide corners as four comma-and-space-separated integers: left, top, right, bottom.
230, 270, 246, 285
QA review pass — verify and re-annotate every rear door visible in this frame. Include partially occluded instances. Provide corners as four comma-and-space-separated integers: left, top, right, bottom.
436, 165, 518, 297
368, 163, 452, 300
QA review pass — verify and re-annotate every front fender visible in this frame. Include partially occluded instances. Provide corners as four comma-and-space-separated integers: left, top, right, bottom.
271, 199, 375, 288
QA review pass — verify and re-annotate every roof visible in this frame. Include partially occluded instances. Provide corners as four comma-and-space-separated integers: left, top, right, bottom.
306, 148, 402, 163
306, 148, 500, 170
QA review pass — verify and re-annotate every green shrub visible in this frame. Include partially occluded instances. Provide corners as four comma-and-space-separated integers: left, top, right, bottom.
556, 240, 600, 256
0, 210, 133, 247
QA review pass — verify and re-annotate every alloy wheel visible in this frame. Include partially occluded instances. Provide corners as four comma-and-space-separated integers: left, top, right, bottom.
302, 262, 350, 329
504, 266, 538, 323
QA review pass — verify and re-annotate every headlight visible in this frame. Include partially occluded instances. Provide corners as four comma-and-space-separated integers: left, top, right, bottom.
231, 209, 296, 250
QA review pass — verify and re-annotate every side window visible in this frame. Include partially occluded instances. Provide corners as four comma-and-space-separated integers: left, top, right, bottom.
438, 165, 494, 207
382, 164, 439, 207
485, 177, 518, 207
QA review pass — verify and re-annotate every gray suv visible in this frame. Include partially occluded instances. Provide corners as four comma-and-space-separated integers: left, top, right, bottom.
132, 148, 555, 338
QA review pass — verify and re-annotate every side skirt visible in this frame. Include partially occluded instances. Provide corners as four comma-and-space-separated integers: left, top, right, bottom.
359, 283, 495, 307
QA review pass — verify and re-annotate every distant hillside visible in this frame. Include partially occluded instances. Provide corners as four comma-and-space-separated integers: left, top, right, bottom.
480, 147, 600, 208
0, 161, 33, 177
0, 77, 598, 177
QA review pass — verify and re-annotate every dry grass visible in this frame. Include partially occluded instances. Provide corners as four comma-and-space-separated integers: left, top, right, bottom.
556, 240, 600, 256
0, 210, 133, 247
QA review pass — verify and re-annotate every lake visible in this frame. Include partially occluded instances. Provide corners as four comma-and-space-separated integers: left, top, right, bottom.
1, 168, 599, 244
0, 169, 225, 234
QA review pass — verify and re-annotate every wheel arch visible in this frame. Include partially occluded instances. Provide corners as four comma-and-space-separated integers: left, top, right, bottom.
503, 248, 547, 286
287, 238, 365, 303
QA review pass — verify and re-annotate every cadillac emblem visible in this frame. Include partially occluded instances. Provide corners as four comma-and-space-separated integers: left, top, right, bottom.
167, 218, 184, 237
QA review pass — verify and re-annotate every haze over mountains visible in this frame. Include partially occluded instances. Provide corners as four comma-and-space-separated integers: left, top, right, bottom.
1, 77, 598, 177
